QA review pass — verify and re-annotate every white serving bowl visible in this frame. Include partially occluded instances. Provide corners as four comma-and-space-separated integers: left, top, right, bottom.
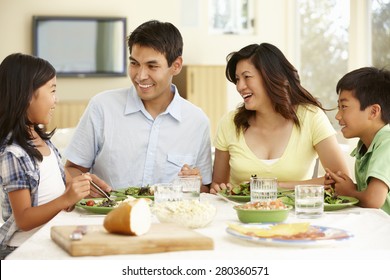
152, 200, 216, 229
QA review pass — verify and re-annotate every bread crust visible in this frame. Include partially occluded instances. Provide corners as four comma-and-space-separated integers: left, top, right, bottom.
103, 199, 150, 235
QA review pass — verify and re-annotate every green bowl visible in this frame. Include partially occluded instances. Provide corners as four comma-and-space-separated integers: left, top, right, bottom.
233, 205, 292, 223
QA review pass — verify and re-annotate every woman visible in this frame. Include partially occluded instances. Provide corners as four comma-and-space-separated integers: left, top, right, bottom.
211, 43, 349, 193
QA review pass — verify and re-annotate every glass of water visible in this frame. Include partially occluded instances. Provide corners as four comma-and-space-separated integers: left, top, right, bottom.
154, 183, 183, 203
250, 177, 278, 203
294, 184, 324, 218
174, 175, 201, 201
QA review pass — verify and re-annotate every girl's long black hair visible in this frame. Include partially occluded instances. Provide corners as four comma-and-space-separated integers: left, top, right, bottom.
0, 53, 56, 162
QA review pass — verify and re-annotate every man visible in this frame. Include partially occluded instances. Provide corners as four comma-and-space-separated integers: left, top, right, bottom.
64, 20, 212, 194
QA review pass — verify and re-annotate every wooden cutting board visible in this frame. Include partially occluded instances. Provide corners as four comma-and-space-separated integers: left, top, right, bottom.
51, 223, 214, 256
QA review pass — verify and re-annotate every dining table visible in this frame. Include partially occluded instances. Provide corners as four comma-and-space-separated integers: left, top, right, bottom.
6, 193, 390, 261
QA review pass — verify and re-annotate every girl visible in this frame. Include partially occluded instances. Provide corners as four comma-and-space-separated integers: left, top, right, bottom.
0, 53, 91, 259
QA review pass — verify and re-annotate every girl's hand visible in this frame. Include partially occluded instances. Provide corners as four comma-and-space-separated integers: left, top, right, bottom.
63, 173, 92, 208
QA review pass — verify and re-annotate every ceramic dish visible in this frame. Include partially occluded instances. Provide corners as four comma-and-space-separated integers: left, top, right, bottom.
234, 204, 292, 223
278, 195, 359, 211
76, 197, 125, 214
226, 223, 353, 247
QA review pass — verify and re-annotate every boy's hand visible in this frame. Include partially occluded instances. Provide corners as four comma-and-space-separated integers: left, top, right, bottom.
325, 168, 356, 196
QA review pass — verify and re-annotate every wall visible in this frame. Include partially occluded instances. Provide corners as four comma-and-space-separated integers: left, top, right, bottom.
0, 0, 291, 106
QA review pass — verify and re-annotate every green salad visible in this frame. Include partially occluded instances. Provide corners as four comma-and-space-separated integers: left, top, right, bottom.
123, 185, 154, 196
324, 188, 349, 204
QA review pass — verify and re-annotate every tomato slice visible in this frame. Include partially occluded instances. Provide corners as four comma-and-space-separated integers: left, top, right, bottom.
86, 200, 95, 206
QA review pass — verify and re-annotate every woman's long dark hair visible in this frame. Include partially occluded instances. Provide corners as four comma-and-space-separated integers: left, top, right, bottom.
225, 43, 324, 135
0, 53, 56, 162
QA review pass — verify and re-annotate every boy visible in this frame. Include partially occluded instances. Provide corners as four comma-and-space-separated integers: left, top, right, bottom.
325, 67, 390, 214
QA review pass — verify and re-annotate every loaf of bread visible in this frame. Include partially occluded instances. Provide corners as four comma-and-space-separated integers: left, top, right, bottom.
103, 198, 151, 236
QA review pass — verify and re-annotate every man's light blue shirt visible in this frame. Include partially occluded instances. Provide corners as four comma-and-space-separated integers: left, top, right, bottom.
64, 85, 212, 189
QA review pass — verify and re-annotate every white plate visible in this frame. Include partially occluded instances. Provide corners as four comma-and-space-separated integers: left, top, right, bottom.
226, 223, 353, 247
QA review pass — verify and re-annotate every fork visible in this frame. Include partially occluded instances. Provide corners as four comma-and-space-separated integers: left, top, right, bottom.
216, 192, 240, 206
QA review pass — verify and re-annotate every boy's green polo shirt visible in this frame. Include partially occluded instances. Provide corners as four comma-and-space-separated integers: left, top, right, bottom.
352, 125, 390, 214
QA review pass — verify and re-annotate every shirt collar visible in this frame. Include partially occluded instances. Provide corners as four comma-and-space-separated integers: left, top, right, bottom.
351, 124, 390, 158
124, 84, 183, 122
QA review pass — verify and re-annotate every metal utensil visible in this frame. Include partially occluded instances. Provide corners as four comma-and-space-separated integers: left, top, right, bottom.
90, 180, 113, 201
69, 225, 87, 241
81, 172, 113, 201
216, 192, 240, 206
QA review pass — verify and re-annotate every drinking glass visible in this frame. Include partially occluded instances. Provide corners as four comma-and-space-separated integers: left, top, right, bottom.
250, 177, 278, 203
174, 175, 201, 201
154, 183, 182, 203
295, 184, 324, 218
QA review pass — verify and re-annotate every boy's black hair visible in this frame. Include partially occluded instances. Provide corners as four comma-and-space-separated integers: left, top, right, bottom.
336, 67, 390, 123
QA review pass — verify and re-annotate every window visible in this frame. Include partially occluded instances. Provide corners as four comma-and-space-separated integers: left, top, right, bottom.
297, 0, 390, 128
209, 0, 255, 35
371, 0, 390, 68
298, 0, 349, 126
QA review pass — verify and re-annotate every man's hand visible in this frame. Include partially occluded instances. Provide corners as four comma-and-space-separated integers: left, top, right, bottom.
178, 164, 200, 177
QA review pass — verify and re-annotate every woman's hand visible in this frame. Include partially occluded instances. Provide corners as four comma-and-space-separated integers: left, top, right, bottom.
324, 172, 336, 190
210, 182, 232, 194
324, 168, 355, 195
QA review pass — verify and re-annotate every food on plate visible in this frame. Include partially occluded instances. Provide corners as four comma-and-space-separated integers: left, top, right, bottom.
219, 175, 289, 197
219, 181, 250, 196
279, 187, 355, 206
324, 188, 350, 204
228, 223, 325, 239
152, 200, 216, 229
233, 200, 292, 223
80, 198, 118, 207
103, 198, 151, 235
86, 200, 95, 206
80, 198, 121, 208
123, 185, 155, 196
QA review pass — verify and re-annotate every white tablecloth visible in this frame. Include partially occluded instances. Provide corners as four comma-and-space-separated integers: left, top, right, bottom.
6, 193, 390, 260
